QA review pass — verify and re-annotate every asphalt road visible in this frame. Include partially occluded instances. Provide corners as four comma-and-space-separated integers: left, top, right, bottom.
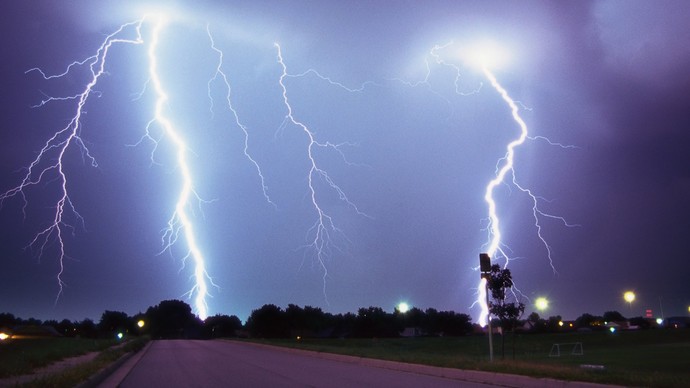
101, 340, 499, 387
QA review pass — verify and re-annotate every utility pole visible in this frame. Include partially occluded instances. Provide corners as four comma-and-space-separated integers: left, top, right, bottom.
480, 253, 494, 362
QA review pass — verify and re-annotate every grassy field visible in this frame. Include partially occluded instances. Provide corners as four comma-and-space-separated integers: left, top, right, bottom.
0, 336, 148, 388
0, 337, 118, 378
252, 328, 690, 388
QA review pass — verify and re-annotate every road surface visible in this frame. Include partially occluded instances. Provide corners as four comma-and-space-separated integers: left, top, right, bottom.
104, 340, 499, 387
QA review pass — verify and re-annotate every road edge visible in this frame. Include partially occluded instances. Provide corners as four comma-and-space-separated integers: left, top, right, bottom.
79, 340, 153, 388
228, 340, 622, 388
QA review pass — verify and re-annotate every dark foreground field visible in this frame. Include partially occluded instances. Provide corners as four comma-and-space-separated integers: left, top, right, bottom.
1, 330, 687, 387
0, 336, 148, 387
253, 328, 690, 388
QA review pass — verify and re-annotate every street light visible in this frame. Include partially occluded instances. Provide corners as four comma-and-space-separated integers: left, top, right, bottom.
623, 291, 635, 312
535, 297, 549, 311
623, 291, 635, 304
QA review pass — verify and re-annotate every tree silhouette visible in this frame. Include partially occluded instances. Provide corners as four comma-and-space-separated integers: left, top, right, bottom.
203, 314, 242, 338
354, 306, 400, 338
98, 310, 130, 338
246, 304, 288, 338
575, 313, 603, 330
146, 300, 201, 339
487, 264, 525, 359
603, 310, 626, 323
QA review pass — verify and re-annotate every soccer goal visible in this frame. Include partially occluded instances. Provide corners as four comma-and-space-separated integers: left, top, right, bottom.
549, 342, 584, 357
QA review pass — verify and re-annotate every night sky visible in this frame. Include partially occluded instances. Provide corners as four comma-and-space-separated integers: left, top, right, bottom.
1, 0, 689, 323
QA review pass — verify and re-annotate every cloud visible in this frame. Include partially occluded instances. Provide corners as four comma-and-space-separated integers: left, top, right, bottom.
594, 0, 690, 84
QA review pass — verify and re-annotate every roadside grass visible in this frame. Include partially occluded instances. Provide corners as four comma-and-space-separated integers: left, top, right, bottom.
0, 337, 118, 378
250, 328, 690, 388
18, 336, 148, 388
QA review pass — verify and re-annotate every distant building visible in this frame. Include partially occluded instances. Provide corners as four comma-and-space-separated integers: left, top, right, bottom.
400, 327, 425, 337
665, 316, 690, 329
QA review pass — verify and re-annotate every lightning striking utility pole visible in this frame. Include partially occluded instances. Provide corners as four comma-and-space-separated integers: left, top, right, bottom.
405, 41, 574, 326
476, 66, 574, 326
476, 66, 528, 326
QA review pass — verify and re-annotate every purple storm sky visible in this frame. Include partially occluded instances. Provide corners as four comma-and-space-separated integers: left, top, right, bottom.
1, 0, 689, 323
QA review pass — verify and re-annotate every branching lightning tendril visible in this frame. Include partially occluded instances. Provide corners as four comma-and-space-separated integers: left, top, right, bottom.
0, 19, 145, 303
275, 43, 369, 302
206, 25, 274, 207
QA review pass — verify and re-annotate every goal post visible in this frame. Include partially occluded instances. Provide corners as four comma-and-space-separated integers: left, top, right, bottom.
549, 342, 583, 357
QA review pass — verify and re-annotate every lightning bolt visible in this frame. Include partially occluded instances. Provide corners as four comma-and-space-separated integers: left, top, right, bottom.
0, 19, 145, 302
274, 43, 369, 302
401, 41, 575, 327
476, 67, 576, 326
144, 16, 213, 320
481, 67, 528, 263
1, 16, 221, 319
476, 67, 527, 327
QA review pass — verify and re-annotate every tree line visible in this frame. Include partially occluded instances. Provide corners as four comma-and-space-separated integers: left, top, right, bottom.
245, 304, 474, 338
0, 301, 474, 340
2, 299, 664, 343
0, 267, 673, 342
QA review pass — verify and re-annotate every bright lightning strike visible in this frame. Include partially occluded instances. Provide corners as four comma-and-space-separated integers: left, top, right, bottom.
477, 65, 574, 326
481, 67, 528, 263
274, 43, 369, 302
413, 41, 574, 327
1, 16, 222, 319
146, 16, 212, 320
476, 66, 528, 327
3, 14, 367, 319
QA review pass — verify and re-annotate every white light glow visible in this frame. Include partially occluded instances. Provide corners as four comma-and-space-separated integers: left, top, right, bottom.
464, 40, 511, 70
624, 291, 636, 304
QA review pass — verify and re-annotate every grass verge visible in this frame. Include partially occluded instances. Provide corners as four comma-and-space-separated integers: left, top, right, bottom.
0, 338, 118, 378
0, 337, 149, 387
249, 329, 690, 388
17, 336, 148, 388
